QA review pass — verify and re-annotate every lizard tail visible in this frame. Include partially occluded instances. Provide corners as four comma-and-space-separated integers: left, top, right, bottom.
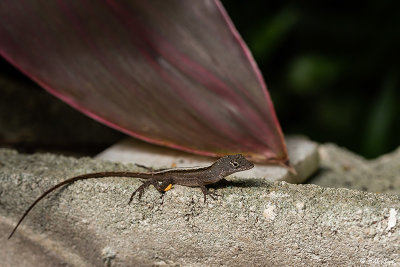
8, 171, 151, 239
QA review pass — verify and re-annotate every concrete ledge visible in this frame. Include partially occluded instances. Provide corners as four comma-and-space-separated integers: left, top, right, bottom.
1, 149, 399, 266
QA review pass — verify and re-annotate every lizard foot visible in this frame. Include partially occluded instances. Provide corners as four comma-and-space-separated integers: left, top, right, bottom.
128, 179, 168, 204
200, 186, 221, 203
129, 180, 153, 204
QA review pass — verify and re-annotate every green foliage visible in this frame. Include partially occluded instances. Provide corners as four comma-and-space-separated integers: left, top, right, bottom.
223, 0, 400, 158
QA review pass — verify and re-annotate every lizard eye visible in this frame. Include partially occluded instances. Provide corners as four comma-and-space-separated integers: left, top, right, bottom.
230, 160, 239, 168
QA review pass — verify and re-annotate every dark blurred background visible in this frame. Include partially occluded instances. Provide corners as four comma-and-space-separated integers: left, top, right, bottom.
223, 0, 400, 158
0, 1, 399, 158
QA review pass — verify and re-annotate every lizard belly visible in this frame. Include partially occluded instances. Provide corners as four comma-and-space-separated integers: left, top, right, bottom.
173, 177, 200, 187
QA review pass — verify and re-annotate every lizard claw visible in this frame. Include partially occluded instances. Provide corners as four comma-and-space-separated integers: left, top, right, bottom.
128, 190, 137, 205
204, 191, 221, 202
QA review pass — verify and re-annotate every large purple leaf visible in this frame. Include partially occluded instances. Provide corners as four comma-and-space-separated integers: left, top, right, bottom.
0, 0, 288, 164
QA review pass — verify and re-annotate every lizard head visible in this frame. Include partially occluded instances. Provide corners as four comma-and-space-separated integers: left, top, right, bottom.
214, 154, 254, 176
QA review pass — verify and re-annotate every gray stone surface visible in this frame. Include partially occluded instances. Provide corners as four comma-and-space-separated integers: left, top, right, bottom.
96, 136, 319, 184
310, 143, 400, 195
1, 148, 399, 266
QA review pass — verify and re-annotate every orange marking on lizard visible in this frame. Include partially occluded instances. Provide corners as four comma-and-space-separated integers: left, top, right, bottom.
164, 184, 173, 191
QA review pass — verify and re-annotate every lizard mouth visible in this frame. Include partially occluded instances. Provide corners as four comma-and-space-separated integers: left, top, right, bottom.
242, 161, 255, 171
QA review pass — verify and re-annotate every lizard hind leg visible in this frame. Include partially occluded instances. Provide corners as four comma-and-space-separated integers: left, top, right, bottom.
129, 179, 173, 204
129, 179, 155, 204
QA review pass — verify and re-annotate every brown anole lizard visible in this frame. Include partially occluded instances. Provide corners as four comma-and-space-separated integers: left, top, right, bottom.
8, 154, 254, 239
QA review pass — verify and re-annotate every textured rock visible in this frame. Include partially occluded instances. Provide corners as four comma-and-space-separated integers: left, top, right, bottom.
1, 148, 399, 266
96, 136, 319, 183
310, 143, 400, 195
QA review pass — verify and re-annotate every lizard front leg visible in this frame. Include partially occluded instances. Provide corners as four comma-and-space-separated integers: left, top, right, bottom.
199, 184, 221, 203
